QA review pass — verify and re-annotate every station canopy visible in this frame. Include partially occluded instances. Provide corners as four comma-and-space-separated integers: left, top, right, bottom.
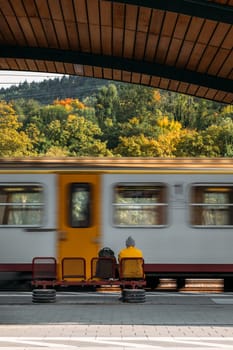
0, 0, 232, 103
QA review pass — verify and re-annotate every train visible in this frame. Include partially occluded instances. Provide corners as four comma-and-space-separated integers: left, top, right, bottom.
1, 157, 233, 290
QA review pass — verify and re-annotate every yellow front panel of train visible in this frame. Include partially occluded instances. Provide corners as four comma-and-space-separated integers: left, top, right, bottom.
58, 174, 101, 279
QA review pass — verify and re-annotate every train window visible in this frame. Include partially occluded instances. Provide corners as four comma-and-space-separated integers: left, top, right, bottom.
70, 183, 91, 227
190, 185, 233, 227
113, 184, 167, 227
0, 185, 43, 226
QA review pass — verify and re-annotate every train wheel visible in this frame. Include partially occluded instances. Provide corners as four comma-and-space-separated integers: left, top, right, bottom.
121, 288, 146, 303
32, 288, 56, 303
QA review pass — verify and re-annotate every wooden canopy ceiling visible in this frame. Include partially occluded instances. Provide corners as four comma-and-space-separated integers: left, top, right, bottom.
0, 0, 232, 103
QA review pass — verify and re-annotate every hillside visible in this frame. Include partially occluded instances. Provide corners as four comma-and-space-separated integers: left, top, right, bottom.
0, 74, 231, 158
0, 75, 110, 104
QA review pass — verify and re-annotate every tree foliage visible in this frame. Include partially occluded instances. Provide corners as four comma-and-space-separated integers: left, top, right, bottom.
0, 101, 32, 156
0, 78, 231, 158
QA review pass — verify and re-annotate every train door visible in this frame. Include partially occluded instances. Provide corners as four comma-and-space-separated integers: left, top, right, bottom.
57, 174, 101, 279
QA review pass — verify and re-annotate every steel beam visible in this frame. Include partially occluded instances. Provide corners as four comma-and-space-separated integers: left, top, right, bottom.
1, 46, 232, 93
106, 0, 233, 24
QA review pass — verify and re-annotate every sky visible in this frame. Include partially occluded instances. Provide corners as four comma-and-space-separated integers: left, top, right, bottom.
0, 71, 65, 88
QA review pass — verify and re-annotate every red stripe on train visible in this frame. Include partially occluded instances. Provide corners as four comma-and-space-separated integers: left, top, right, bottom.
2, 263, 233, 274
0, 264, 32, 272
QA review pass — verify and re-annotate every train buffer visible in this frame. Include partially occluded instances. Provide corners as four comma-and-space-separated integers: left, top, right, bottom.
31, 256, 146, 303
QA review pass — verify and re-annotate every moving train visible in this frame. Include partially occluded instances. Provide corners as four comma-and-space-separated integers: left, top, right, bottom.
1, 157, 233, 289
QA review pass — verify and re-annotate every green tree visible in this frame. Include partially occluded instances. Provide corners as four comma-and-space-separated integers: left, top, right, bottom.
206, 118, 233, 156
11, 98, 42, 125
175, 129, 220, 157
44, 114, 112, 156
94, 84, 119, 128
115, 85, 160, 123
93, 84, 163, 150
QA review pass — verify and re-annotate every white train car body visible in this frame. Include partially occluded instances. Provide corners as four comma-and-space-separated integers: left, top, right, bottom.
0, 173, 57, 282
102, 173, 233, 266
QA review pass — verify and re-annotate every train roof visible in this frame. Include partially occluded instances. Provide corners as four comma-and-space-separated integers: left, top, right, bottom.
0, 157, 233, 171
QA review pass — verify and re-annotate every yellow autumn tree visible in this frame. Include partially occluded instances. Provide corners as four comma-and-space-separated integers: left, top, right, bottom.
115, 116, 184, 157
53, 98, 95, 122
0, 101, 33, 156
154, 116, 184, 156
54, 98, 86, 111
115, 134, 167, 157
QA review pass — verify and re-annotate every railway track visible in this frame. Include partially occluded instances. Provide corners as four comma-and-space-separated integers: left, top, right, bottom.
153, 278, 225, 293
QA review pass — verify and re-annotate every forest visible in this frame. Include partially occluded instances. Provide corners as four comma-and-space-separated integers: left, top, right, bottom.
0, 75, 232, 158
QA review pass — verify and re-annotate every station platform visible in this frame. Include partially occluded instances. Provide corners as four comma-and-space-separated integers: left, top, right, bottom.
0, 291, 233, 349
